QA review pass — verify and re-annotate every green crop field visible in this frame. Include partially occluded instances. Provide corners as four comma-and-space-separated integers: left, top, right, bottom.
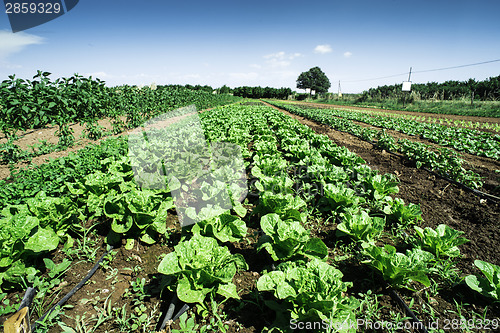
0, 74, 499, 332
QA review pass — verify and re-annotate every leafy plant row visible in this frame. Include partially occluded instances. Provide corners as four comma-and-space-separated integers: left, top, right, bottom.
273, 100, 500, 160
267, 100, 484, 189
0, 71, 240, 139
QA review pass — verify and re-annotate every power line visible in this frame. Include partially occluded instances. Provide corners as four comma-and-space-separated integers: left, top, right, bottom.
343, 72, 408, 83
412, 58, 500, 74
342, 58, 500, 84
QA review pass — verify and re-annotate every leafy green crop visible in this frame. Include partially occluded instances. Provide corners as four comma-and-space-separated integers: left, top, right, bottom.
320, 184, 365, 214
157, 234, 248, 304
267, 101, 486, 189
257, 213, 328, 261
387, 197, 422, 228
362, 244, 434, 289
0, 206, 61, 290
191, 212, 247, 243
414, 224, 469, 258
255, 193, 308, 223
257, 259, 359, 326
336, 210, 385, 244
465, 260, 500, 301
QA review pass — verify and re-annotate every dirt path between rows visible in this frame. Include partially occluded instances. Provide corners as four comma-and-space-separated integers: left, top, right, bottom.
264, 101, 500, 276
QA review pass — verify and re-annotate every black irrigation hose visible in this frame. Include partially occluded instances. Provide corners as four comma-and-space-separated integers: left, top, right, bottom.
17, 287, 36, 311
158, 293, 191, 331
159, 293, 178, 330
172, 304, 190, 321
421, 165, 500, 203
384, 282, 429, 333
31, 245, 114, 331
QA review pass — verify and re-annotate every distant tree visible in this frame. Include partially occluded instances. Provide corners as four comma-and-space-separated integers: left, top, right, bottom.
296, 67, 331, 97
296, 71, 312, 94
467, 78, 477, 106
219, 85, 231, 94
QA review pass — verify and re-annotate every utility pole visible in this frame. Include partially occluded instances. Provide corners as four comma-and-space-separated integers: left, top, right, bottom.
403, 67, 412, 108
338, 80, 342, 99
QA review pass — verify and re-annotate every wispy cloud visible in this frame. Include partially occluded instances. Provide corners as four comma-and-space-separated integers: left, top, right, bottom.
0, 30, 44, 59
314, 44, 332, 54
263, 51, 302, 68
344, 51, 352, 58
86, 71, 110, 78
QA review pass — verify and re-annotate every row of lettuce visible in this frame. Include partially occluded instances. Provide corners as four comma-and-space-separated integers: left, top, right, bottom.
1, 104, 499, 330
272, 101, 500, 159
266, 100, 486, 190
333, 107, 500, 133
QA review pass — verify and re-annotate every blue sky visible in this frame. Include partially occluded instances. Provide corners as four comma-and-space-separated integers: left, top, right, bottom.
0, 0, 499, 93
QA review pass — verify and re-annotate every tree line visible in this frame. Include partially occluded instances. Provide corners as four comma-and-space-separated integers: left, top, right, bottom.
232, 86, 293, 99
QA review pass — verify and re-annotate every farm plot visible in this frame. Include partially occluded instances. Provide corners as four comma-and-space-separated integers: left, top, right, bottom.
0, 103, 499, 332
265, 100, 500, 198
287, 101, 500, 133
0, 72, 240, 178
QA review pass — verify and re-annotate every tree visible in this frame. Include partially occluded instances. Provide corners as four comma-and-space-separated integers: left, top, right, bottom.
467, 78, 477, 106
296, 67, 331, 97
219, 84, 231, 94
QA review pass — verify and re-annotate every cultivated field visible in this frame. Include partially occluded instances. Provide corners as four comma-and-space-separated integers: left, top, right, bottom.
0, 79, 499, 332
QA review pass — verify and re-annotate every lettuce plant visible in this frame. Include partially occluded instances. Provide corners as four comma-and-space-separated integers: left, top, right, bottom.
465, 260, 500, 301
387, 198, 422, 228
362, 244, 434, 289
336, 210, 385, 244
362, 173, 399, 201
104, 188, 174, 244
254, 193, 308, 223
257, 259, 359, 327
0, 207, 60, 289
190, 212, 247, 243
320, 184, 365, 213
413, 224, 469, 258
257, 213, 328, 261
157, 234, 248, 304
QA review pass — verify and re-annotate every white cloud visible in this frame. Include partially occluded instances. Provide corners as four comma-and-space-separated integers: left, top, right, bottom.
344, 51, 353, 58
85, 71, 110, 78
0, 30, 44, 59
263, 51, 303, 68
249, 63, 262, 69
0, 61, 22, 69
314, 44, 332, 54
